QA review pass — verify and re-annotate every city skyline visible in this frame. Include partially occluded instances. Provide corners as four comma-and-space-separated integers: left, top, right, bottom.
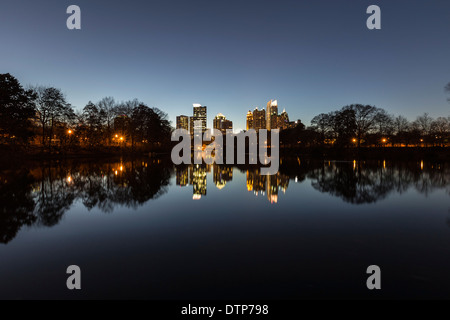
1, 1, 449, 131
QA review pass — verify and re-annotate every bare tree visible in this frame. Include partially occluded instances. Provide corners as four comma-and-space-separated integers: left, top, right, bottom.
97, 96, 116, 145
394, 115, 410, 134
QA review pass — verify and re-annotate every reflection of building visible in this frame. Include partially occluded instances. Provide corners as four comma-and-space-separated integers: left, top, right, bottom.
266, 100, 278, 130
176, 115, 189, 131
246, 111, 253, 130
213, 113, 233, 135
190, 104, 207, 135
246, 169, 289, 203
176, 166, 189, 186
190, 165, 207, 199
213, 165, 233, 189
253, 108, 266, 132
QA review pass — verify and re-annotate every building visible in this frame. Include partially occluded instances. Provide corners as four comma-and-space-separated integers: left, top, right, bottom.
278, 109, 290, 130
190, 104, 207, 135
213, 113, 233, 134
266, 100, 278, 130
213, 113, 226, 131
252, 107, 266, 132
176, 115, 189, 131
246, 111, 253, 130
221, 119, 233, 133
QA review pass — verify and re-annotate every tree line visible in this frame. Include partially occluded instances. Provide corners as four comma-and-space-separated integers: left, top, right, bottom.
0, 73, 172, 151
281, 95, 450, 148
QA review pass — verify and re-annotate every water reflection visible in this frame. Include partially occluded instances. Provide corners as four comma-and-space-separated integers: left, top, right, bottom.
0, 158, 172, 244
1, 158, 450, 244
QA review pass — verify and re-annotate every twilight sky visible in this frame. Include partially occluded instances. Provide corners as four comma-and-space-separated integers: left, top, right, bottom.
1, 0, 449, 131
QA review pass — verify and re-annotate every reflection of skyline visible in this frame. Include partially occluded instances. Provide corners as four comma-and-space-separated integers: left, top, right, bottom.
3, 158, 450, 244
246, 169, 290, 203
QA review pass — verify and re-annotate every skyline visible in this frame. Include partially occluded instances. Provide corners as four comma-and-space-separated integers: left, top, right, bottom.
1, 0, 450, 131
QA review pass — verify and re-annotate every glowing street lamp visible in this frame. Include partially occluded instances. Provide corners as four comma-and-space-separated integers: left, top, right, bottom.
120, 137, 124, 141
115, 134, 118, 138
68, 129, 72, 134
382, 138, 387, 143
352, 138, 357, 143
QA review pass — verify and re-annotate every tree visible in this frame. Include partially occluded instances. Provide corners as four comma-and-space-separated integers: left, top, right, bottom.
97, 96, 117, 145
82, 101, 106, 147
431, 117, 449, 146
333, 108, 356, 147
0, 73, 36, 144
342, 104, 381, 148
32, 86, 74, 147
129, 103, 172, 150
311, 113, 332, 145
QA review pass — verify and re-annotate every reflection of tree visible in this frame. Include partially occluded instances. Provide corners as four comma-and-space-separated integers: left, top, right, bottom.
0, 158, 172, 243
0, 170, 36, 244
35, 165, 75, 226
307, 161, 450, 204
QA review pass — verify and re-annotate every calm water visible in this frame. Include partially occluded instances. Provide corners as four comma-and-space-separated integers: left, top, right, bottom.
0, 157, 449, 299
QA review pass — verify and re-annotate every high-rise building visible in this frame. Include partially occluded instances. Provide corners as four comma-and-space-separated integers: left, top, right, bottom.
213, 113, 233, 134
213, 113, 226, 131
190, 104, 207, 135
252, 107, 266, 132
266, 99, 278, 130
221, 119, 233, 133
246, 111, 253, 130
278, 109, 290, 130
176, 115, 189, 131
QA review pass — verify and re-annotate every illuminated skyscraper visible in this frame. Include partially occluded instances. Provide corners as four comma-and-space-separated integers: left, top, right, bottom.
190, 104, 207, 135
213, 113, 233, 135
176, 115, 189, 131
252, 107, 266, 132
278, 109, 289, 130
266, 99, 278, 130
246, 111, 253, 130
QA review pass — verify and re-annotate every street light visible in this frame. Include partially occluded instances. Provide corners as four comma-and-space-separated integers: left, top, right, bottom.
68, 129, 72, 134
382, 138, 387, 143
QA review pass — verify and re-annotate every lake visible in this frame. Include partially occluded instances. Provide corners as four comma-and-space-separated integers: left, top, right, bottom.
0, 157, 449, 299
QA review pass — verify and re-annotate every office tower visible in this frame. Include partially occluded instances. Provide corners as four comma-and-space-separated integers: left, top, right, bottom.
266, 99, 278, 130
252, 107, 266, 132
213, 113, 226, 131
191, 104, 207, 135
176, 115, 189, 131
246, 110, 253, 130
213, 113, 233, 134
221, 119, 233, 133
278, 109, 290, 130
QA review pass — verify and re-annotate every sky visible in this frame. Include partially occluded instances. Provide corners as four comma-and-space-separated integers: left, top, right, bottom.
1, 0, 449, 131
